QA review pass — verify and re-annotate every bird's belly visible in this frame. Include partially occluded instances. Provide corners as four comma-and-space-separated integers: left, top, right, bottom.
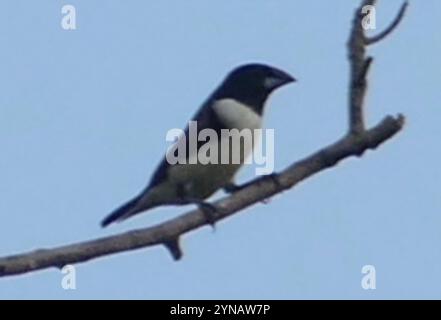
169, 161, 241, 199
154, 98, 263, 202
171, 129, 260, 199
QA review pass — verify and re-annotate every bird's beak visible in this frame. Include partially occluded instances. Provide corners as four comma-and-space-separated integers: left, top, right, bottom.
277, 69, 296, 84
264, 69, 297, 90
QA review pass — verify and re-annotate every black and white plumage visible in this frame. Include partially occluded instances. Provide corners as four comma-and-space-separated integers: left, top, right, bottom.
101, 64, 296, 227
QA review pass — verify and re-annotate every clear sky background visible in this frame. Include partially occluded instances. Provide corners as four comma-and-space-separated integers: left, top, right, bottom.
0, 0, 440, 299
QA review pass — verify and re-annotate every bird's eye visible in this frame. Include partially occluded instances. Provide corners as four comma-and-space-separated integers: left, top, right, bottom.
263, 76, 282, 89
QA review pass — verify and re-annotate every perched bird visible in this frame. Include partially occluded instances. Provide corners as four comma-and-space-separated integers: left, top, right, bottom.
101, 63, 295, 227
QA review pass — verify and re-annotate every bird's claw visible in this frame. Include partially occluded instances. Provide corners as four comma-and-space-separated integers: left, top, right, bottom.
263, 172, 282, 188
260, 173, 282, 204
195, 201, 220, 230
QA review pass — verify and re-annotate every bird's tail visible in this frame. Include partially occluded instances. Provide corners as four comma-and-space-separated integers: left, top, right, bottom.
101, 195, 146, 227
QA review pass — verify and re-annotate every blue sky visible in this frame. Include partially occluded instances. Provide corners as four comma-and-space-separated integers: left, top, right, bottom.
0, 0, 440, 299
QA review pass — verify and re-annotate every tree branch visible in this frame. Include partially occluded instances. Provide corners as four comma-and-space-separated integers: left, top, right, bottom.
347, 0, 408, 135
0, 0, 408, 278
366, 1, 409, 45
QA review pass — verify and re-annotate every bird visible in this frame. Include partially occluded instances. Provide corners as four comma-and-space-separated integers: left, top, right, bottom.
101, 63, 296, 227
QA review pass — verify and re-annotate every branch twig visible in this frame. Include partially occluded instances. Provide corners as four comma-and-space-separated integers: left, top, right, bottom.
0, 0, 408, 278
366, 2, 409, 45
348, 0, 408, 136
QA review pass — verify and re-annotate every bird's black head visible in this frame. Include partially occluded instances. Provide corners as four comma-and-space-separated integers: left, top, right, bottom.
215, 63, 296, 111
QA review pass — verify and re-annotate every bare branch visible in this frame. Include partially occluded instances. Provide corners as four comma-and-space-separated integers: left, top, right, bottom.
347, 1, 371, 134
366, 2, 409, 45
347, 0, 408, 136
0, 0, 408, 278
0, 115, 404, 278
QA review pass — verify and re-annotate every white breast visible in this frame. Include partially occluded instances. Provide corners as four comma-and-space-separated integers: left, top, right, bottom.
212, 98, 262, 130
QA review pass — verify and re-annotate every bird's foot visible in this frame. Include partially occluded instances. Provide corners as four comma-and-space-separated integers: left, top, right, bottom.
224, 173, 282, 195
196, 201, 219, 229
260, 173, 282, 204
263, 172, 282, 188
182, 198, 220, 229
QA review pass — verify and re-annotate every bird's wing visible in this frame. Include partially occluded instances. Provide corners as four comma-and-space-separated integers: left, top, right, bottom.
147, 99, 225, 190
